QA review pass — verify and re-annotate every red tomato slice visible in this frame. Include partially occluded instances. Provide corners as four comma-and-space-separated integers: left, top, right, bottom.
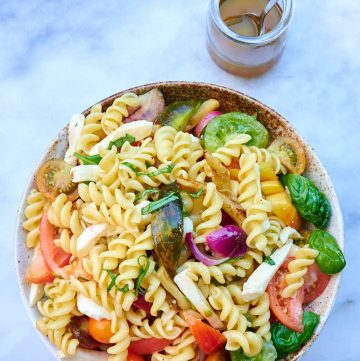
25, 246, 54, 284
267, 268, 304, 333
128, 338, 173, 355
39, 212, 71, 279
303, 263, 330, 304
184, 312, 226, 355
127, 352, 145, 361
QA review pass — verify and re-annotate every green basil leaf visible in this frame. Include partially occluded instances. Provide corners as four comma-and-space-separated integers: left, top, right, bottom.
105, 270, 130, 293
271, 311, 320, 356
135, 189, 159, 201
122, 162, 140, 174
108, 133, 136, 149
74, 152, 102, 165
264, 256, 275, 265
142, 192, 180, 215
135, 256, 151, 295
281, 174, 331, 229
144, 164, 175, 177
189, 187, 204, 198
308, 229, 346, 274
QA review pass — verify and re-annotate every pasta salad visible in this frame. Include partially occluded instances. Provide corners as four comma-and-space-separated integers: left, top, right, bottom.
23, 88, 346, 361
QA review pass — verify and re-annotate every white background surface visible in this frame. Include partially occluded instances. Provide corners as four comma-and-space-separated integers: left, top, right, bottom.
1, 0, 359, 360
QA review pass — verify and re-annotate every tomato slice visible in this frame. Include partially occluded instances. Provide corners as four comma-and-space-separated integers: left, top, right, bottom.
36, 159, 77, 201
184, 312, 226, 355
88, 318, 113, 344
303, 263, 330, 304
39, 212, 71, 279
267, 268, 304, 333
25, 246, 55, 284
129, 338, 173, 355
127, 352, 145, 361
269, 137, 306, 174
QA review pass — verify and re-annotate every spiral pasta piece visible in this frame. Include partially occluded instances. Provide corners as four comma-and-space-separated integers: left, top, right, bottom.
281, 246, 319, 298
212, 134, 252, 166
169, 131, 192, 178
232, 249, 263, 278
47, 193, 84, 236
23, 189, 47, 248
75, 103, 105, 154
107, 312, 131, 361
101, 93, 139, 135
195, 182, 223, 244
151, 329, 196, 361
237, 153, 261, 209
249, 292, 271, 341
242, 198, 272, 251
154, 125, 177, 163
99, 146, 122, 189
55, 228, 78, 256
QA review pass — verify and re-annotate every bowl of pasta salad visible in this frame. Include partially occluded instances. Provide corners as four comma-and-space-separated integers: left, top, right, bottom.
15, 81, 345, 361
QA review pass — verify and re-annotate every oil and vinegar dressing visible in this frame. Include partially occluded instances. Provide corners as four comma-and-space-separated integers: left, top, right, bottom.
207, 0, 287, 77
220, 0, 282, 37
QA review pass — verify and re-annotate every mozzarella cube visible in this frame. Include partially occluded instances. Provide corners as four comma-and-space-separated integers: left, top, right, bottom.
77, 294, 111, 320
76, 223, 110, 257
71, 165, 101, 183
64, 114, 85, 165
29, 283, 44, 307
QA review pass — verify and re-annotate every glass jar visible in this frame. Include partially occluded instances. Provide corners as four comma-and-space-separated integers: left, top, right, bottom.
207, 0, 295, 77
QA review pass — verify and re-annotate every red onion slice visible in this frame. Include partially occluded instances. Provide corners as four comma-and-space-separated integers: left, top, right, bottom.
194, 111, 222, 137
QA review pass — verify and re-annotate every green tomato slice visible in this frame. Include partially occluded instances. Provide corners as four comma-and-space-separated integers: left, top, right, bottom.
204, 112, 269, 152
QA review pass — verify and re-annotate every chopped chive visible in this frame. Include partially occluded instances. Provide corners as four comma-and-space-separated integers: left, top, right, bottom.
105, 270, 130, 293
189, 187, 204, 198
141, 192, 180, 215
108, 133, 136, 149
264, 256, 275, 265
135, 256, 151, 295
74, 152, 102, 165
135, 189, 159, 201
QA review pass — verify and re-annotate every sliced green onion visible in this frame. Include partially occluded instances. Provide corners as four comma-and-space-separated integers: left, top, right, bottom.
105, 270, 130, 293
141, 192, 180, 215
108, 133, 136, 149
74, 152, 102, 165
135, 189, 159, 201
135, 256, 151, 295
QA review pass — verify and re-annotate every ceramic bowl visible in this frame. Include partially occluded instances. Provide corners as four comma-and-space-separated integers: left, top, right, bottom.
15, 81, 344, 361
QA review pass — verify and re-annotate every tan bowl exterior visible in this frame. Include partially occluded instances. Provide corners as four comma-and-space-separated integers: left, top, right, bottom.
15, 81, 344, 361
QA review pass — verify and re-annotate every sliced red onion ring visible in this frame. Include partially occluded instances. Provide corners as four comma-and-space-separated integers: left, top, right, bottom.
221, 210, 235, 226
186, 233, 229, 266
194, 111, 222, 137
206, 225, 247, 258
133, 294, 152, 316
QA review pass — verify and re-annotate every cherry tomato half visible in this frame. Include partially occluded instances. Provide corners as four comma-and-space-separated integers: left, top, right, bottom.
88, 318, 114, 344
303, 263, 330, 304
269, 137, 306, 174
127, 351, 145, 361
267, 268, 304, 333
129, 338, 173, 355
36, 159, 77, 201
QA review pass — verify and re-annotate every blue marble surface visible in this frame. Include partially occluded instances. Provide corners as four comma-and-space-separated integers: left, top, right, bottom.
1, 0, 359, 360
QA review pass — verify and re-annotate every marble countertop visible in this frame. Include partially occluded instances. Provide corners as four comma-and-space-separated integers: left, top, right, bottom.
1, 0, 359, 360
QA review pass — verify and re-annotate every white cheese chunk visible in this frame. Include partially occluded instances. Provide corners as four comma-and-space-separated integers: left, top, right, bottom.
242, 241, 293, 301
77, 294, 111, 320
64, 114, 85, 165
135, 200, 152, 225
174, 269, 223, 329
189, 134, 200, 143
77, 223, 110, 257
89, 120, 153, 155
183, 217, 194, 234
71, 165, 101, 183
29, 283, 44, 307
280, 227, 303, 245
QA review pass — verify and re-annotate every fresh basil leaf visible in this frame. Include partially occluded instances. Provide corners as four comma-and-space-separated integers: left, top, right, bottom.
143, 164, 175, 177
74, 152, 102, 165
230, 340, 277, 361
189, 187, 204, 198
281, 174, 331, 229
105, 270, 130, 293
122, 162, 139, 174
135, 256, 151, 295
264, 256, 275, 265
135, 189, 159, 201
141, 192, 180, 215
108, 133, 136, 149
308, 230, 346, 274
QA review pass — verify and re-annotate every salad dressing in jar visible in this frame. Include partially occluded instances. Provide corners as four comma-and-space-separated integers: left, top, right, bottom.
207, 0, 294, 77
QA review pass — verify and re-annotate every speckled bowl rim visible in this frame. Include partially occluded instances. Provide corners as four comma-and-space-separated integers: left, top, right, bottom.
15, 81, 344, 361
